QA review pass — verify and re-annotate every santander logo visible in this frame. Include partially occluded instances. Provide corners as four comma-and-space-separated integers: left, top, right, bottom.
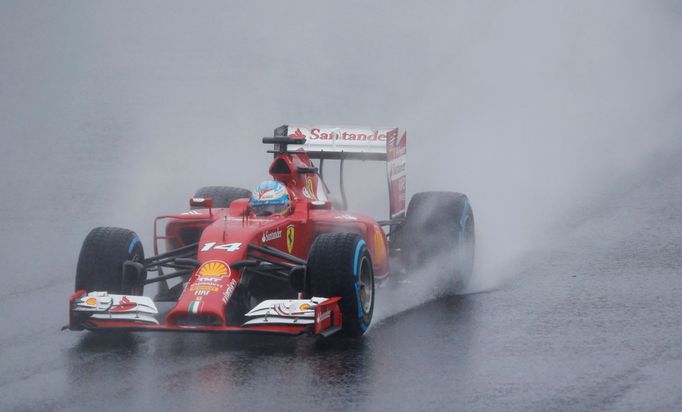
262, 228, 283, 243
308, 128, 387, 142
288, 127, 391, 143
288, 128, 306, 138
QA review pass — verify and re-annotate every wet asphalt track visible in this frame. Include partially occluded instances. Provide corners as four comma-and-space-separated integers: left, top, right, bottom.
1, 146, 682, 411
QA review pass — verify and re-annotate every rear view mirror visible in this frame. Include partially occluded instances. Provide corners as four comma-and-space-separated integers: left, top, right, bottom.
189, 197, 213, 208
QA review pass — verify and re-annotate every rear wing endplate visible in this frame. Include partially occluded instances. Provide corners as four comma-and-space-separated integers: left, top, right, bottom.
273, 125, 407, 218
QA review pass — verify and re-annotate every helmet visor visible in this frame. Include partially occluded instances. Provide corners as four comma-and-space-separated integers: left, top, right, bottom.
252, 203, 288, 216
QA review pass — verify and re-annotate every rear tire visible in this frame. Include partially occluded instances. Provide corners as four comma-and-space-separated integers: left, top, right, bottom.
75, 227, 145, 295
307, 233, 374, 337
192, 186, 251, 208
402, 192, 475, 291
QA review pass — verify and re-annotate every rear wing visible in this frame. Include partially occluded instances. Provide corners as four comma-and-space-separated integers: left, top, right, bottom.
272, 125, 407, 218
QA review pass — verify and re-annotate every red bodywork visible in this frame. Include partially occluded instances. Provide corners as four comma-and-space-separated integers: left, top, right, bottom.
72, 149, 389, 336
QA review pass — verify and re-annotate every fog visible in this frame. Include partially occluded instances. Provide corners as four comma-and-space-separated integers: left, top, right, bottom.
4, 2, 682, 410
2, 0, 681, 301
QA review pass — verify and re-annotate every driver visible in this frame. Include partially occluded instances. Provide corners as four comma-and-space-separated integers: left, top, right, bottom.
250, 180, 291, 217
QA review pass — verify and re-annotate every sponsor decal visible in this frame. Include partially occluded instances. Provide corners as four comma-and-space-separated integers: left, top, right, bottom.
299, 303, 311, 311
195, 276, 223, 284
309, 128, 388, 142
198, 261, 230, 277
190, 285, 220, 292
258, 189, 277, 200
112, 296, 137, 312
288, 128, 306, 138
387, 130, 407, 218
389, 160, 406, 177
85, 297, 97, 305
222, 278, 238, 304
273, 305, 287, 317
317, 310, 331, 323
335, 214, 358, 221
194, 290, 210, 297
302, 176, 317, 200
188, 301, 202, 314
286, 225, 295, 254
262, 227, 282, 243
387, 128, 398, 145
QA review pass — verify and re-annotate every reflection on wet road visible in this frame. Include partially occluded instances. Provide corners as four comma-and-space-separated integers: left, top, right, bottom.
62, 296, 478, 412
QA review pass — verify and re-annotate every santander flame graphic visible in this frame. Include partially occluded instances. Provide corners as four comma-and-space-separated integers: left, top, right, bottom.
112, 296, 137, 312
288, 128, 306, 138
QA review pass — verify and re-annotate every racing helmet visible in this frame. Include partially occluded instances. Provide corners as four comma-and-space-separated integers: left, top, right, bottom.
250, 180, 291, 216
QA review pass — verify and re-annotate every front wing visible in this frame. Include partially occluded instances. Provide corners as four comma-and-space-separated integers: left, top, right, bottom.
68, 290, 343, 337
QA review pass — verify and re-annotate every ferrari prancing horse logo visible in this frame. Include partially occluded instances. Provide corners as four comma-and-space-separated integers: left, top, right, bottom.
286, 225, 295, 253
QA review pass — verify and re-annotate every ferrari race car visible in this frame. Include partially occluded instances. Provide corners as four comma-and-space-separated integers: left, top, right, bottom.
68, 125, 475, 337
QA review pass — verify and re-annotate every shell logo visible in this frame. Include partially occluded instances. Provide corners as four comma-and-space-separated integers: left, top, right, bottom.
198, 261, 229, 277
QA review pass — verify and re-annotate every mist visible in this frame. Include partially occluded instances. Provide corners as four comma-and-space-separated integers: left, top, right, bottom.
4, 3, 682, 409
2, 0, 681, 305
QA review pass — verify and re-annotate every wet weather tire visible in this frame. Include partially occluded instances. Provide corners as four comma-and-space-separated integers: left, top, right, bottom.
307, 233, 374, 337
75, 227, 145, 295
192, 186, 251, 208
402, 192, 475, 291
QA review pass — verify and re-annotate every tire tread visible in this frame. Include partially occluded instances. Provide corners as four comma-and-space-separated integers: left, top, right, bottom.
75, 227, 144, 294
308, 232, 373, 337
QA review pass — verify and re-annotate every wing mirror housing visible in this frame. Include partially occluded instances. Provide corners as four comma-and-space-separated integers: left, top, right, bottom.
189, 197, 213, 216
228, 198, 251, 218
189, 197, 213, 208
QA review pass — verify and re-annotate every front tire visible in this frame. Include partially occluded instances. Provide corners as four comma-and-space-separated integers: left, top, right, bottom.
75, 227, 145, 295
307, 233, 374, 337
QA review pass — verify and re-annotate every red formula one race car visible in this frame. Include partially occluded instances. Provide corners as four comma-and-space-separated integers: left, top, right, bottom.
68, 125, 475, 337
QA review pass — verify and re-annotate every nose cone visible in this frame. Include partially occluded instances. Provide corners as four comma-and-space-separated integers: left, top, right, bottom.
166, 260, 239, 327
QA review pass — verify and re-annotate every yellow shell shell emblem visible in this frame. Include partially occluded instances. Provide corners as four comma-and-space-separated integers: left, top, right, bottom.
198, 261, 229, 277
